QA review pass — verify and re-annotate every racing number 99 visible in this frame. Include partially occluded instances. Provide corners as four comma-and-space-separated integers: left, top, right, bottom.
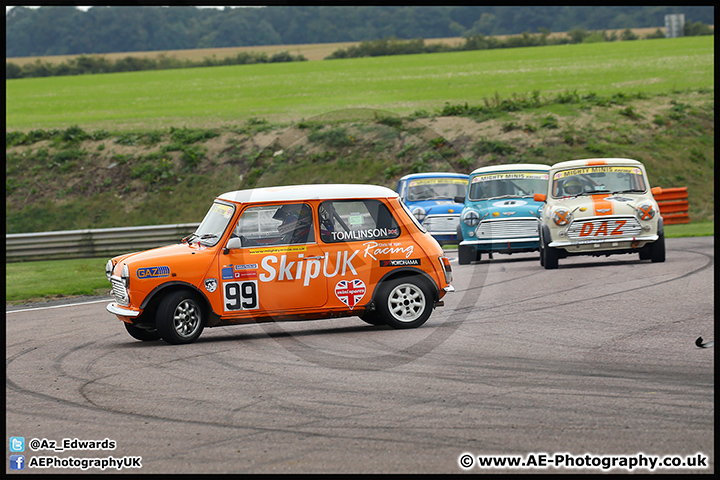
224, 280, 259, 311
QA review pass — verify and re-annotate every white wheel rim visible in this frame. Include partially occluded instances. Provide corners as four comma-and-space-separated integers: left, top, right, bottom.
387, 283, 426, 323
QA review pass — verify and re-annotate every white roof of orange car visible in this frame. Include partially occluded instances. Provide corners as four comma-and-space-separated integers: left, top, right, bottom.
550, 158, 644, 170
470, 163, 551, 175
218, 184, 399, 203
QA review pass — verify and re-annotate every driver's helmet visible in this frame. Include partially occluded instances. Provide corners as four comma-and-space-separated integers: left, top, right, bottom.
563, 177, 582, 196
274, 204, 312, 236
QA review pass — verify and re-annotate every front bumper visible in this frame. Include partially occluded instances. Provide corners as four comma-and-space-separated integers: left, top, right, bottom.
549, 234, 658, 250
107, 302, 141, 318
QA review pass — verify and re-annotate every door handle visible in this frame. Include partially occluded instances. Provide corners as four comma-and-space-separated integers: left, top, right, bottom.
304, 255, 325, 260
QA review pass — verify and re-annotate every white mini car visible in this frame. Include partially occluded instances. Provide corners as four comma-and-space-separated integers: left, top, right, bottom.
534, 158, 666, 269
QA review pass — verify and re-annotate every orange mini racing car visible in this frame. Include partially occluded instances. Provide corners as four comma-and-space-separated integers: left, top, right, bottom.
106, 184, 454, 344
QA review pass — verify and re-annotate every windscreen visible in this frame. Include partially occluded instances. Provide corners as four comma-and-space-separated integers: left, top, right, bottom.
551, 166, 647, 198
469, 172, 549, 200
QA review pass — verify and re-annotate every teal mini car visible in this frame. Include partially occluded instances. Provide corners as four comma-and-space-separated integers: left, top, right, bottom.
456, 164, 550, 264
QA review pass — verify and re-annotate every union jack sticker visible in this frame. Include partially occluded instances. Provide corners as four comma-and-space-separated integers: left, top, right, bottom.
334, 279, 367, 310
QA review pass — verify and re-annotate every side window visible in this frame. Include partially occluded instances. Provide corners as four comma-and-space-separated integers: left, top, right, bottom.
319, 199, 401, 243
233, 203, 315, 246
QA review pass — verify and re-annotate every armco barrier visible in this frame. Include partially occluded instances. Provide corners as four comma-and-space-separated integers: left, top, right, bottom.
5, 223, 199, 262
654, 187, 690, 225
4, 188, 690, 261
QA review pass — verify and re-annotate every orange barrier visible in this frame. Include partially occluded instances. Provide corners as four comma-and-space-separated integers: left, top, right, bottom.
654, 187, 689, 224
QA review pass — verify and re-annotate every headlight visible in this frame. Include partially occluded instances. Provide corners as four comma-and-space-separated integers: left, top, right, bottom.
462, 210, 480, 226
105, 259, 114, 281
636, 201, 656, 221
121, 264, 130, 288
552, 207, 572, 226
412, 206, 426, 222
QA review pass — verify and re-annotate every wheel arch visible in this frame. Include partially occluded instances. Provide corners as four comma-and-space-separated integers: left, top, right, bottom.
138, 281, 220, 327
369, 267, 440, 305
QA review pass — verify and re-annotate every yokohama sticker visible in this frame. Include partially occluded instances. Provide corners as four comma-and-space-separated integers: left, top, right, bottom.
380, 259, 421, 267
334, 279, 366, 310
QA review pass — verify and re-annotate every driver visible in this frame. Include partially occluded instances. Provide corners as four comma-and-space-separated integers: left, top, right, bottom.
563, 177, 582, 196
273, 204, 313, 244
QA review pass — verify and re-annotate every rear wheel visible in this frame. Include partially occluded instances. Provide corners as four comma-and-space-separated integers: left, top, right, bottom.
377, 277, 433, 329
156, 290, 205, 345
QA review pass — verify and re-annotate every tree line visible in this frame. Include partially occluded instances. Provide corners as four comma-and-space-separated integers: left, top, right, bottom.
6, 6, 714, 57
6, 22, 713, 80
6, 51, 307, 79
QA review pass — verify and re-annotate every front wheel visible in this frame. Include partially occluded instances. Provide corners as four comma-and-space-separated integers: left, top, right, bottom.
650, 231, 666, 263
156, 290, 206, 345
376, 277, 433, 329
543, 245, 559, 269
458, 245, 475, 265
124, 322, 160, 341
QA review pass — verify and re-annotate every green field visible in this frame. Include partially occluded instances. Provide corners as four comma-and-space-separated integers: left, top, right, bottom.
6, 36, 714, 131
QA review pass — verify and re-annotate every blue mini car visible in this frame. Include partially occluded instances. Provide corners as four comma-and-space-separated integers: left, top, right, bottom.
396, 172, 469, 245
456, 164, 550, 264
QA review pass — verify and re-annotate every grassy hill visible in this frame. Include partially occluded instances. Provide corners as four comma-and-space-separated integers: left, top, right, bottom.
6, 37, 714, 233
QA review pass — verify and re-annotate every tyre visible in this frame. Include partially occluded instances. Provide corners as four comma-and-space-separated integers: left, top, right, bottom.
156, 290, 206, 345
376, 277, 433, 329
540, 229, 558, 269
650, 231, 666, 263
359, 310, 386, 326
458, 245, 475, 265
124, 322, 160, 341
543, 245, 559, 269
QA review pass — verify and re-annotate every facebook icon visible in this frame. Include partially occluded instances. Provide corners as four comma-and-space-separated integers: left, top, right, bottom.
10, 455, 25, 470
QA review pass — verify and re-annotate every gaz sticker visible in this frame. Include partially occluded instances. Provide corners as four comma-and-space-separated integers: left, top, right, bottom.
223, 280, 259, 311
137, 266, 170, 279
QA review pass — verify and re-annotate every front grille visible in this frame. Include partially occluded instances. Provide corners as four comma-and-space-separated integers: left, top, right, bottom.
475, 218, 539, 239
423, 214, 460, 234
566, 216, 642, 240
111, 277, 130, 306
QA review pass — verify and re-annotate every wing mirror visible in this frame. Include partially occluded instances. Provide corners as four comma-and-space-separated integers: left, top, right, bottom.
223, 236, 242, 254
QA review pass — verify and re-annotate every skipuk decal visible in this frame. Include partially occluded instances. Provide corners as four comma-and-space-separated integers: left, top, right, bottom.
259, 250, 359, 286
335, 279, 366, 310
